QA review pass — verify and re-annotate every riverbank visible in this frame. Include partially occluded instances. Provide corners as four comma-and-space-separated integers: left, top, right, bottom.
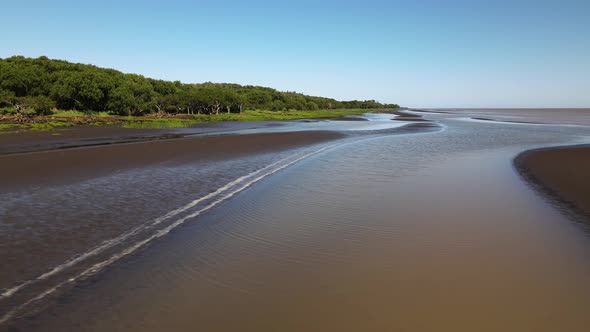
515, 144, 590, 221
0, 109, 389, 133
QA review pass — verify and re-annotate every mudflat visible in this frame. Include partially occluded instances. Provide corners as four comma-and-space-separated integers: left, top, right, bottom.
0, 130, 344, 191
0, 121, 289, 154
515, 145, 590, 219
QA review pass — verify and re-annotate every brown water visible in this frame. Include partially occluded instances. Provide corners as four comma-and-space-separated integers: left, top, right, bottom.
2, 109, 590, 331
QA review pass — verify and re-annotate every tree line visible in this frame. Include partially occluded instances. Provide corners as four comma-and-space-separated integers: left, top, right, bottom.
0, 56, 399, 116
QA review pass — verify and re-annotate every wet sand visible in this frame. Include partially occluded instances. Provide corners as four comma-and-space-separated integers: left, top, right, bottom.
0, 125, 174, 154
0, 121, 290, 154
381, 109, 427, 121
515, 145, 590, 219
0, 130, 344, 191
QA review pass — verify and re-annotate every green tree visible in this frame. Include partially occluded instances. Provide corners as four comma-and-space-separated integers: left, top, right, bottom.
27, 95, 56, 115
51, 71, 104, 111
271, 100, 286, 111
306, 101, 319, 110
0, 55, 398, 118
108, 76, 155, 116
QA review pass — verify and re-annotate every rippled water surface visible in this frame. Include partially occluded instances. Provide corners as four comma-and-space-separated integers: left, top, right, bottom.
2, 110, 590, 331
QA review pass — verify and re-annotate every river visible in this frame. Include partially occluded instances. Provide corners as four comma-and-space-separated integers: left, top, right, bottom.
2, 109, 590, 331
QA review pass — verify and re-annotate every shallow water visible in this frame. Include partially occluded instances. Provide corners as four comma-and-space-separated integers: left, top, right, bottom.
2, 109, 590, 331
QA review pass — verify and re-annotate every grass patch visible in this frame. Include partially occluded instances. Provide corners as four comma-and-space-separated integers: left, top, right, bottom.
52, 110, 111, 117
27, 121, 76, 131
1, 108, 390, 132
0, 121, 76, 132
121, 109, 376, 129
196, 109, 375, 122
51, 110, 86, 117
122, 118, 203, 129
0, 123, 22, 130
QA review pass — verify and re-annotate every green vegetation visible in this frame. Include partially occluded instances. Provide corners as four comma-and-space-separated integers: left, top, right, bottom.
0, 123, 20, 130
0, 121, 76, 132
0, 55, 400, 131
211, 108, 371, 121
0, 56, 398, 115
52, 110, 111, 117
0, 108, 378, 132
122, 118, 202, 129
121, 109, 371, 129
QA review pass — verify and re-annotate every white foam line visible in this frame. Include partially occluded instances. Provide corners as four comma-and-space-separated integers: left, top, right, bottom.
0, 143, 336, 325
1, 155, 294, 300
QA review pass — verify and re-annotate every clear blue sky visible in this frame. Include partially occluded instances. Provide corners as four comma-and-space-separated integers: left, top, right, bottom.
2, 0, 589, 107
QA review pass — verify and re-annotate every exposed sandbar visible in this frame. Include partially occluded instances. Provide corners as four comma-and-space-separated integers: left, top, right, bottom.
0, 130, 344, 191
515, 145, 590, 220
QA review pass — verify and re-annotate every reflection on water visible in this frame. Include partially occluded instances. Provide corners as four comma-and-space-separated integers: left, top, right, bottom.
194, 112, 411, 135
3, 109, 590, 331
416, 108, 590, 126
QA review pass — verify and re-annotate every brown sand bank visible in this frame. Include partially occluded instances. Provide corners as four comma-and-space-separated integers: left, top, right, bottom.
381, 110, 427, 121
0, 121, 290, 154
0, 130, 344, 191
0, 125, 170, 154
515, 145, 590, 220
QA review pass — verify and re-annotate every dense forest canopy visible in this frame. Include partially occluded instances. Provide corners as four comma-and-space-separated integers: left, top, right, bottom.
0, 56, 399, 116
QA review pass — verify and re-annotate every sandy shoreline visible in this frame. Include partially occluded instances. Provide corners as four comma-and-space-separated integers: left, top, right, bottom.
515, 144, 590, 221
0, 121, 294, 154
0, 130, 345, 191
